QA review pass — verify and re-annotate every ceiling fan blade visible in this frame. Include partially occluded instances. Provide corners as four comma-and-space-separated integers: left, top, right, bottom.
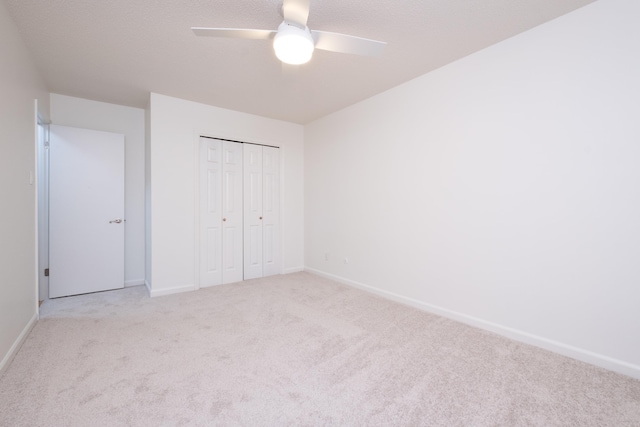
311, 30, 387, 57
191, 27, 276, 40
282, 0, 310, 28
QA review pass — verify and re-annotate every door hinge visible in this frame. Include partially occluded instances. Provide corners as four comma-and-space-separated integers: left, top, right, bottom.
44, 268, 49, 277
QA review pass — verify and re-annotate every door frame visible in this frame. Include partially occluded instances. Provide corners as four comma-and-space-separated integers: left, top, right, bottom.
36, 116, 50, 303
35, 100, 48, 313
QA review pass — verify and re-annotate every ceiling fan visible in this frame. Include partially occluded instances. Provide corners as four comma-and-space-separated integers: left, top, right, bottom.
191, 0, 387, 65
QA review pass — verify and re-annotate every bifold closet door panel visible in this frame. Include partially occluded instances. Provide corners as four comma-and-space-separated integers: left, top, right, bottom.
199, 137, 223, 287
262, 146, 280, 277
243, 144, 264, 280
221, 141, 244, 284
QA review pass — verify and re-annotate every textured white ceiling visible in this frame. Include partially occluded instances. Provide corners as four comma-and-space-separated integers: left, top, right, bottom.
5, 0, 596, 124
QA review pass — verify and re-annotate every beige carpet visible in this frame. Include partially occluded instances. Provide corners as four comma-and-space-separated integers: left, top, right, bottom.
1, 272, 639, 426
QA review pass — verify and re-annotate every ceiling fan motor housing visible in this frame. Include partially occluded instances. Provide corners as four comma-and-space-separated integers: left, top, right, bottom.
273, 22, 315, 65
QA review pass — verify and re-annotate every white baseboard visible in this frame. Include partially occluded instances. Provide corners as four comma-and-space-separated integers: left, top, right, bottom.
149, 283, 195, 298
305, 267, 640, 380
283, 266, 305, 274
0, 312, 38, 376
124, 279, 145, 288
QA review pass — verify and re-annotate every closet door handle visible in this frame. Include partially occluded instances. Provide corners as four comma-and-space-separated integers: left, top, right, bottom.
223, 218, 227, 222
259, 216, 263, 220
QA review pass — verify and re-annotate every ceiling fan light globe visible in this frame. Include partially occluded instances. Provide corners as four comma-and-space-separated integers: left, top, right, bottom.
273, 23, 314, 65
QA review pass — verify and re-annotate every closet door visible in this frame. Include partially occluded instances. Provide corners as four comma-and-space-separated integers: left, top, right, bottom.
243, 144, 280, 280
262, 146, 280, 277
243, 144, 263, 280
200, 137, 223, 287
221, 141, 243, 283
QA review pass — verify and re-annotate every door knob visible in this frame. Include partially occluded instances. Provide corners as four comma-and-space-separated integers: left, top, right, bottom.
109, 218, 123, 224
259, 216, 263, 220
223, 218, 227, 222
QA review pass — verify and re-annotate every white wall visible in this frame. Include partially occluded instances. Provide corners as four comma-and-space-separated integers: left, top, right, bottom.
50, 94, 146, 287
0, 0, 49, 372
148, 93, 304, 296
305, 0, 640, 378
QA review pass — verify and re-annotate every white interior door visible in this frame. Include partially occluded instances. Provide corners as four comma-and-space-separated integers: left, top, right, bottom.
221, 141, 243, 283
243, 144, 263, 280
243, 144, 280, 280
200, 138, 223, 286
49, 125, 125, 298
262, 146, 280, 277
200, 138, 244, 286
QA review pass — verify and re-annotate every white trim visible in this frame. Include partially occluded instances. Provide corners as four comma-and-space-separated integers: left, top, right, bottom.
34, 99, 41, 315
0, 313, 38, 376
144, 280, 152, 295
305, 267, 640, 380
149, 283, 195, 298
283, 266, 305, 274
124, 279, 145, 288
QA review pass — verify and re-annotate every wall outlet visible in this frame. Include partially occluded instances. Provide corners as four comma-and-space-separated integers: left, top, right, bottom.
343, 258, 349, 264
